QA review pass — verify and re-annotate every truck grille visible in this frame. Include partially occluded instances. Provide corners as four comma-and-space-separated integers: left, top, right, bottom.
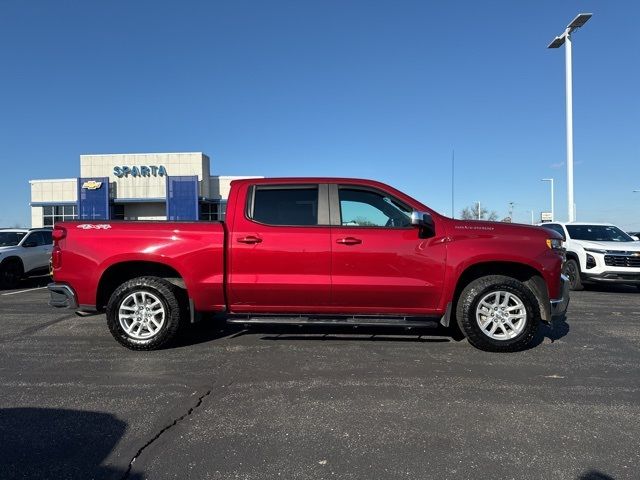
604, 255, 640, 268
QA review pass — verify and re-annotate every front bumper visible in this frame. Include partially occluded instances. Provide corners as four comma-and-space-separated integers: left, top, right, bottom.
550, 274, 570, 320
582, 271, 640, 284
48, 283, 78, 309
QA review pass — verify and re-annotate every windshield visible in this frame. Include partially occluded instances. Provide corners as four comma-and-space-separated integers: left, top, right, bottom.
0, 232, 27, 247
566, 225, 634, 242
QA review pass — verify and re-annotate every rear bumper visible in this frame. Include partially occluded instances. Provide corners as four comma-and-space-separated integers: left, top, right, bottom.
48, 283, 78, 309
550, 274, 570, 320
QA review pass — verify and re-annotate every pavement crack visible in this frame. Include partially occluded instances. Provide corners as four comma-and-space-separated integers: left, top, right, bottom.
120, 387, 217, 480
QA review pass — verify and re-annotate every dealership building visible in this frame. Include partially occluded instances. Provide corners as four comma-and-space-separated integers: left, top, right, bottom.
29, 152, 260, 227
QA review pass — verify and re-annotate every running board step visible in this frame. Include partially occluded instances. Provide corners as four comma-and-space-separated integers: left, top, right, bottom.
226, 315, 440, 328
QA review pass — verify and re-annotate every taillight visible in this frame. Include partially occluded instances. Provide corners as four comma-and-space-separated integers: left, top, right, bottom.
52, 226, 67, 242
52, 246, 62, 270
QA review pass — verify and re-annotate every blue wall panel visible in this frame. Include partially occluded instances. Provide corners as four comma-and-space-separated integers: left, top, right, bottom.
166, 176, 198, 221
78, 177, 110, 220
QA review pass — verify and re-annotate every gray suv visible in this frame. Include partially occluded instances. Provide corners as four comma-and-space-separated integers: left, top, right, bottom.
0, 228, 53, 288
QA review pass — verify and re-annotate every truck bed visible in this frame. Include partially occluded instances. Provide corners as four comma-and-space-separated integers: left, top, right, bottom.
52, 221, 226, 312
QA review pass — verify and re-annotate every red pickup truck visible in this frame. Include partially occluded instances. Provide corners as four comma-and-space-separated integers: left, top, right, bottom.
48, 177, 568, 352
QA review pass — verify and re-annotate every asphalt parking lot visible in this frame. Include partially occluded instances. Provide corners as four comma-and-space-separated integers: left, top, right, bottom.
0, 279, 639, 480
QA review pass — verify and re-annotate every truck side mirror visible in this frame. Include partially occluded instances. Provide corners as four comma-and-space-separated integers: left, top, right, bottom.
411, 211, 435, 238
410, 211, 433, 228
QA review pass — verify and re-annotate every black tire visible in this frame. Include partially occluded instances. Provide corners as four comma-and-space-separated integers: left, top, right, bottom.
106, 276, 186, 350
0, 259, 24, 289
562, 259, 584, 291
455, 275, 540, 352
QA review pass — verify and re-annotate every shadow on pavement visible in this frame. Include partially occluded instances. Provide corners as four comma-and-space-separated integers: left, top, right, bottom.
174, 314, 570, 349
527, 314, 570, 349
257, 324, 453, 343
0, 275, 51, 292
174, 319, 455, 347
172, 320, 246, 348
0, 407, 140, 480
577, 470, 616, 480
582, 283, 639, 294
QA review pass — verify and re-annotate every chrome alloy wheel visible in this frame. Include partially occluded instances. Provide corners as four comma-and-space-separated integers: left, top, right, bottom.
475, 290, 527, 341
118, 291, 166, 340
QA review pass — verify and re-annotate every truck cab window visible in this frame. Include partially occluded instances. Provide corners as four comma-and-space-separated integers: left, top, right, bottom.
251, 186, 318, 226
338, 188, 411, 227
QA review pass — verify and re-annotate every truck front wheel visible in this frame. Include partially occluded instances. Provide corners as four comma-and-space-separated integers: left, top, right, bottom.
455, 275, 540, 352
106, 276, 185, 350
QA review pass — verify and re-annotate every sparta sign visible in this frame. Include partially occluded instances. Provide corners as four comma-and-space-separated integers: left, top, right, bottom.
113, 166, 167, 178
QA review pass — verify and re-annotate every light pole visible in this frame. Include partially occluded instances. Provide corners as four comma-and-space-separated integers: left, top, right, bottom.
477, 201, 481, 220
548, 13, 592, 222
541, 178, 555, 221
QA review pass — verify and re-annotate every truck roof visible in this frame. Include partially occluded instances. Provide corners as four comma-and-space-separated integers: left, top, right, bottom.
228, 177, 433, 215
229, 177, 397, 186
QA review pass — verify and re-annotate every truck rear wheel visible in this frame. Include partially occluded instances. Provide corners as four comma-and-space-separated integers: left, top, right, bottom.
456, 275, 539, 352
106, 276, 185, 350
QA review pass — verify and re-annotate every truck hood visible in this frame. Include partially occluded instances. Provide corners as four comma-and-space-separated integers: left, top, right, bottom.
574, 240, 640, 252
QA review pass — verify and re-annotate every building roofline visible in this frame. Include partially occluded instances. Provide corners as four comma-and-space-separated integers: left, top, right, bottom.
29, 179, 77, 184
210, 175, 264, 179
80, 152, 206, 157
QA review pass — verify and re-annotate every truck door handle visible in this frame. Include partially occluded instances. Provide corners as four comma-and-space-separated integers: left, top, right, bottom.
336, 237, 362, 245
237, 236, 262, 244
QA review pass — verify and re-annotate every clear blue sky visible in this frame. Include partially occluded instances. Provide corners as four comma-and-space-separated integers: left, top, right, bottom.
1, 1, 639, 228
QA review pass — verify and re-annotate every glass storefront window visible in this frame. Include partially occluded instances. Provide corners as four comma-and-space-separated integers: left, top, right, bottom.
42, 204, 77, 226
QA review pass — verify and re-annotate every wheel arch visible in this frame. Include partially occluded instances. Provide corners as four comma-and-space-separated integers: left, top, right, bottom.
96, 261, 185, 310
0, 255, 24, 269
452, 261, 550, 322
565, 250, 580, 264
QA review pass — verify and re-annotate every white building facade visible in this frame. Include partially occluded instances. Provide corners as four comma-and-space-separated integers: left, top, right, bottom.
29, 152, 260, 227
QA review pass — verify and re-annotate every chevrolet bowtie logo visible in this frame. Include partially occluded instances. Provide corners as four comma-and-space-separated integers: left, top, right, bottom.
82, 181, 103, 190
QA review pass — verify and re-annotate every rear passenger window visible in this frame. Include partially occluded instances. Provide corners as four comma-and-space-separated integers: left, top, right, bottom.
24, 232, 45, 246
42, 231, 53, 245
250, 186, 318, 226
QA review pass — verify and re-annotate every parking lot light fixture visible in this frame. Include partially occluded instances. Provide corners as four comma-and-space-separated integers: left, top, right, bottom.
541, 178, 555, 221
548, 13, 592, 222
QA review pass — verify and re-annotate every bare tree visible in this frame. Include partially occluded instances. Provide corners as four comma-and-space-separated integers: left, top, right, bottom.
460, 203, 499, 221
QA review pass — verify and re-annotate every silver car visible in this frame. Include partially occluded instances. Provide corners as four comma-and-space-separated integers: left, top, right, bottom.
0, 228, 53, 288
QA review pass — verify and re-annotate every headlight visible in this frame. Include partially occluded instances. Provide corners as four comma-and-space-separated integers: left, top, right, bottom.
546, 238, 564, 250
584, 247, 607, 254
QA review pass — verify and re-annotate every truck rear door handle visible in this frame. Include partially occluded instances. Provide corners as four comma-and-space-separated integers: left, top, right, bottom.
237, 236, 262, 244
336, 237, 362, 245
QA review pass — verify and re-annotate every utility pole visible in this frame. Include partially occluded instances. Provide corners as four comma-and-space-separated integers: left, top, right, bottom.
541, 178, 555, 221
451, 149, 455, 218
548, 13, 592, 222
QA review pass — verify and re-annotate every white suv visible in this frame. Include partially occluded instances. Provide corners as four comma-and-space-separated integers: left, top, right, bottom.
541, 222, 640, 291
0, 228, 53, 288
